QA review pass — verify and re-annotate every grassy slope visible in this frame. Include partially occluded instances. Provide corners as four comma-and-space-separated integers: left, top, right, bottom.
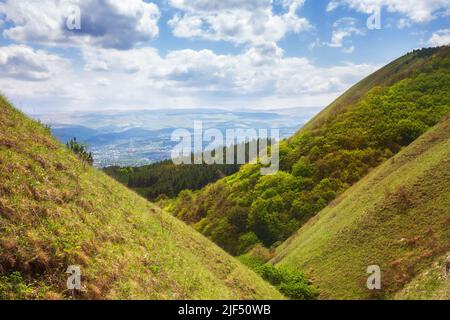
0, 96, 283, 300
394, 254, 449, 300
273, 117, 450, 299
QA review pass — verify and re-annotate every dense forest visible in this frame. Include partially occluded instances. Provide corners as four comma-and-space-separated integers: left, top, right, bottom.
168, 47, 450, 255
104, 139, 271, 200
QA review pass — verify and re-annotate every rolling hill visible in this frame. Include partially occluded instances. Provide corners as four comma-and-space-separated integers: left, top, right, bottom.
169, 46, 450, 256
0, 96, 283, 300
273, 116, 450, 299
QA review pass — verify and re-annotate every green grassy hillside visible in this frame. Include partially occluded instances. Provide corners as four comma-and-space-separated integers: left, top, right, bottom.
0, 96, 283, 300
394, 254, 449, 300
169, 46, 450, 255
273, 117, 450, 299
298, 47, 444, 133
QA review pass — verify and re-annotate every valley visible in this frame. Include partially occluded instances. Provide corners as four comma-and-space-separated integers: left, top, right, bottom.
42, 108, 320, 167
1, 46, 449, 301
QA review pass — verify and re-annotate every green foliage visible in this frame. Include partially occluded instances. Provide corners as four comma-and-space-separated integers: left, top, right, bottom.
104, 139, 271, 201
292, 157, 316, 177
238, 257, 317, 300
258, 264, 316, 300
278, 279, 316, 300
238, 232, 260, 254
237, 253, 267, 271
66, 137, 93, 165
396, 119, 428, 145
170, 46, 450, 255
0, 272, 33, 300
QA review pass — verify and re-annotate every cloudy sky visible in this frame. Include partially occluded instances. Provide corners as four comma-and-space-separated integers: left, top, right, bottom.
0, 0, 449, 114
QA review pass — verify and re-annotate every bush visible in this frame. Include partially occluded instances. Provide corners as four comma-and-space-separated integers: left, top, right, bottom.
237, 254, 266, 271
238, 252, 317, 300
396, 119, 427, 145
255, 264, 317, 300
292, 157, 316, 177
66, 137, 93, 165
238, 232, 260, 255
0, 272, 33, 300
257, 264, 285, 285
279, 280, 317, 300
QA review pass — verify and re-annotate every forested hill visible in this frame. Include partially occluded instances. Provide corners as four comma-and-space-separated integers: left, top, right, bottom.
104, 160, 240, 201
103, 140, 268, 201
273, 115, 450, 299
0, 96, 283, 300
169, 46, 450, 255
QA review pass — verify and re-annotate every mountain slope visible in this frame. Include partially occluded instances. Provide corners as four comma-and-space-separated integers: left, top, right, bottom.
298, 47, 443, 133
273, 117, 450, 299
169, 46, 450, 255
394, 254, 449, 300
0, 96, 283, 300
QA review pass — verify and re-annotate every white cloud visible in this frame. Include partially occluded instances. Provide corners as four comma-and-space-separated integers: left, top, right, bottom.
0, 1, 379, 113
397, 18, 412, 29
327, 0, 450, 23
328, 18, 364, 50
0, 44, 69, 81
169, 0, 273, 12
342, 46, 355, 53
95, 78, 111, 87
1, 44, 378, 113
82, 44, 377, 98
168, 0, 310, 46
0, 0, 160, 49
82, 47, 162, 73
428, 29, 450, 46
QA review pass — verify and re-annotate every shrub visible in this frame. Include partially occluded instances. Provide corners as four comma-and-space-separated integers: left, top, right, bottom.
0, 272, 34, 300
279, 280, 317, 300
292, 157, 316, 177
66, 137, 93, 165
255, 264, 317, 300
396, 119, 427, 145
238, 232, 260, 255
237, 254, 266, 271
257, 264, 285, 285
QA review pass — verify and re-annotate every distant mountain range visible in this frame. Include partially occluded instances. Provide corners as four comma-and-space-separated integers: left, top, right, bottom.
38, 108, 322, 167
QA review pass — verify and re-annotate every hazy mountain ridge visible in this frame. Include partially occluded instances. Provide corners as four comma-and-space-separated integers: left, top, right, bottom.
44, 108, 321, 167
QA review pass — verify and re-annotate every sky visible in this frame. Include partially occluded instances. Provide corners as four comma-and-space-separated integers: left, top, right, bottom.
0, 0, 449, 114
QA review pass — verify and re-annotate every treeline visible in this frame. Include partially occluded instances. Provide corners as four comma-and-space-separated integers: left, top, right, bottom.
169, 47, 450, 255
104, 139, 272, 200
